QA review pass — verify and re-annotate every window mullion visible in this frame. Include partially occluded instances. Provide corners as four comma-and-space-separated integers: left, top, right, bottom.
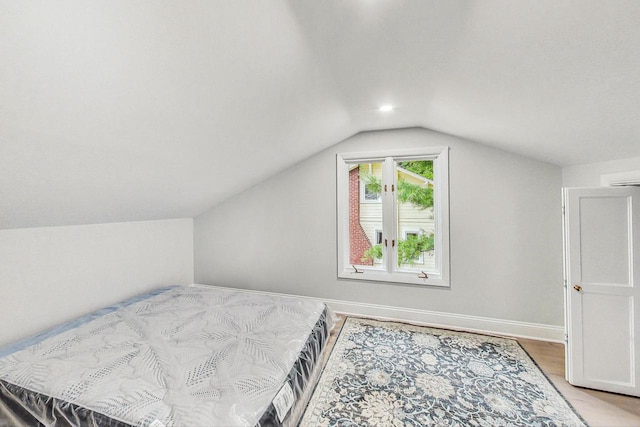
382, 157, 396, 274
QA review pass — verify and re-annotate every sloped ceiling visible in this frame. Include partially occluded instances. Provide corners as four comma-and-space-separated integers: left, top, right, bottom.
2, 0, 640, 229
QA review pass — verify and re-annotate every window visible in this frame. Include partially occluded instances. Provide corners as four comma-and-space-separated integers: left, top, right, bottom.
337, 147, 449, 286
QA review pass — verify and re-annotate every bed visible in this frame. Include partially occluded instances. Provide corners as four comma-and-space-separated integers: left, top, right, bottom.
0, 285, 334, 427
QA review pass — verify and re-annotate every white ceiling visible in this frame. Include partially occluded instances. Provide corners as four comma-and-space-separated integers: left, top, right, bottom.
2, 0, 640, 229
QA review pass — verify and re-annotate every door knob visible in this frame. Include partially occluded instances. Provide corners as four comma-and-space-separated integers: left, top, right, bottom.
573, 285, 582, 292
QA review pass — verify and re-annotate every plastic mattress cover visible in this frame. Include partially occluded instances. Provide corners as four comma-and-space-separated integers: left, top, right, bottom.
0, 285, 335, 427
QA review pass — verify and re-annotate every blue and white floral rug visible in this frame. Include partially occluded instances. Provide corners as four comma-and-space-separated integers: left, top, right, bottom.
300, 317, 586, 426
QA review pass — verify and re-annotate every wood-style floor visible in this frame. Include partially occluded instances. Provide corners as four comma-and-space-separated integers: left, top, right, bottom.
518, 338, 640, 427
325, 316, 640, 427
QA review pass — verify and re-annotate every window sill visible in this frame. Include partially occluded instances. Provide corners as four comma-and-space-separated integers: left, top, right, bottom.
337, 268, 449, 287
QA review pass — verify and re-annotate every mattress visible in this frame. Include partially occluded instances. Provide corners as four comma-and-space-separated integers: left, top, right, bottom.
0, 285, 334, 427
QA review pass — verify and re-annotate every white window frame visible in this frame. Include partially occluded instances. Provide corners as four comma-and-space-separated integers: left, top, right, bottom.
336, 146, 450, 287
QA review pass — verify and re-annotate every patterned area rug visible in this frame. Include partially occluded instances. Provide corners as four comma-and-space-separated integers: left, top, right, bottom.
301, 317, 586, 427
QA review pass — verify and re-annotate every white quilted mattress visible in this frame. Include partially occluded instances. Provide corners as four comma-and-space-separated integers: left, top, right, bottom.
0, 285, 330, 427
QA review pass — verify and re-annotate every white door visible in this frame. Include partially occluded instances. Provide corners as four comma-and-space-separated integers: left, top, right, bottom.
564, 186, 640, 396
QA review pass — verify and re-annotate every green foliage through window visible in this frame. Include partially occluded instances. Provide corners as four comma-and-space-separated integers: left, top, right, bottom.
361, 171, 381, 194
398, 232, 434, 265
361, 232, 434, 266
362, 244, 382, 263
397, 180, 433, 210
397, 160, 433, 210
398, 161, 433, 180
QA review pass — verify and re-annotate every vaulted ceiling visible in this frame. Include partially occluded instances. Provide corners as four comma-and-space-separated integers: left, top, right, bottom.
2, 1, 639, 229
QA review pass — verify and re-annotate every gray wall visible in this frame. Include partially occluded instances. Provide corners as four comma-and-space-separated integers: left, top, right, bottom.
195, 128, 564, 326
562, 155, 640, 187
0, 218, 193, 346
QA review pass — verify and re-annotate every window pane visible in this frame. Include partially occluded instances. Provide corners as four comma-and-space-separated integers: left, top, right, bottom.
396, 160, 435, 271
349, 162, 383, 267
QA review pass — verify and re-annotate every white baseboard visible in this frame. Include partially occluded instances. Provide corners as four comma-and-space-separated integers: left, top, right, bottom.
191, 283, 565, 343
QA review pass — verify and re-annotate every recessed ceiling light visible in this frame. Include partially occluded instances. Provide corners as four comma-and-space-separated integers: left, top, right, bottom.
378, 105, 395, 112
